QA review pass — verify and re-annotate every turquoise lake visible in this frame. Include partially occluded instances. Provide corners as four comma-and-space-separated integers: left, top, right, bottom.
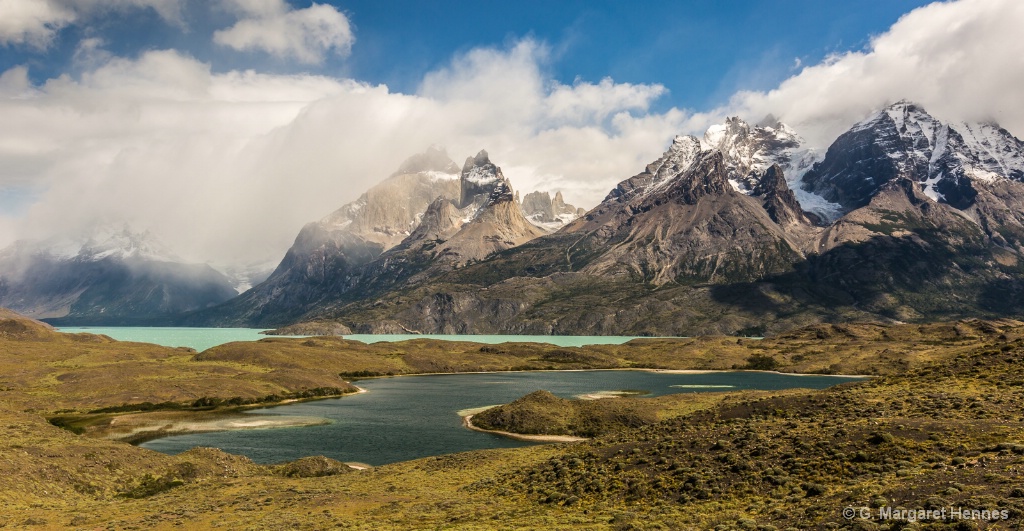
55, 326, 648, 351
140, 370, 864, 466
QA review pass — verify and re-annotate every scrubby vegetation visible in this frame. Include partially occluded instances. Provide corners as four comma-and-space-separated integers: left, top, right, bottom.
490, 342, 1024, 529
740, 353, 780, 370
3, 310, 1024, 528
472, 390, 660, 437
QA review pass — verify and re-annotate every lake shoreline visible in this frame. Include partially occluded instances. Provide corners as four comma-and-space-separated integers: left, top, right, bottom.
65, 386, 368, 444
346, 366, 875, 381
461, 413, 588, 443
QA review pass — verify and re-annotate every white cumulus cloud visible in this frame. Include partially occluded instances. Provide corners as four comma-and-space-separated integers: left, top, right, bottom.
0, 0, 74, 48
0, 0, 184, 48
0, 41, 682, 266
722, 0, 1024, 146
214, 0, 354, 64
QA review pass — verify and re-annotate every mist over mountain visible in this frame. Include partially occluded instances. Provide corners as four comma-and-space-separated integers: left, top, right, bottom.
183, 147, 550, 327
0, 227, 237, 324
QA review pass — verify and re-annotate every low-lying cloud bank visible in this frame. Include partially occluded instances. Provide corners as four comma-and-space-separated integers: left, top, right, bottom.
0, 40, 684, 264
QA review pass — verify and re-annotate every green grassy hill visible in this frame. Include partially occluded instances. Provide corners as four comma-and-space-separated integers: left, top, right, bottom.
472, 390, 659, 437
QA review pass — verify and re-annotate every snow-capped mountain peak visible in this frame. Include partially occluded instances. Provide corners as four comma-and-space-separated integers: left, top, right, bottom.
651, 135, 704, 183
519, 189, 585, 231
602, 118, 841, 220
700, 116, 812, 187
462, 150, 501, 184
695, 116, 838, 220
460, 150, 511, 208
950, 121, 1024, 183
803, 100, 1024, 211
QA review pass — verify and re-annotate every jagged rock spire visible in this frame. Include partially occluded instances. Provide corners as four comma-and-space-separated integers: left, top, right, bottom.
460, 149, 513, 208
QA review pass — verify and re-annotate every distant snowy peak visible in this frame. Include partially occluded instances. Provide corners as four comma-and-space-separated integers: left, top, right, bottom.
701, 116, 818, 192
3, 226, 183, 264
950, 121, 1024, 183
804, 101, 1024, 211
78, 227, 181, 263
519, 190, 585, 230
603, 118, 838, 221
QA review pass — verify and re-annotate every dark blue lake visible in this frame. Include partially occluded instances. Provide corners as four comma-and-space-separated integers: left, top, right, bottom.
140, 370, 863, 466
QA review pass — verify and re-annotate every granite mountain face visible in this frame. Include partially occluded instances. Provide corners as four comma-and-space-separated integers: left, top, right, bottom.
189, 148, 548, 327
184, 146, 463, 326
271, 104, 1024, 335
519, 190, 586, 229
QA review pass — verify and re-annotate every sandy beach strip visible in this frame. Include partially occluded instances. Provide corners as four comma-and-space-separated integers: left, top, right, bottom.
646, 368, 872, 378
103, 412, 331, 443
461, 414, 587, 443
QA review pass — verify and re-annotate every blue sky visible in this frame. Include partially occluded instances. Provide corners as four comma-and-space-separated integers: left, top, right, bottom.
337, 0, 934, 110
0, 0, 1020, 265
2, 1, 932, 111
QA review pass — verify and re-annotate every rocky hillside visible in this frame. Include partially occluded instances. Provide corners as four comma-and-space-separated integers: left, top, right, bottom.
471, 390, 659, 437
193, 148, 546, 326
556, 147, 807, 285
181, 146, 462, 327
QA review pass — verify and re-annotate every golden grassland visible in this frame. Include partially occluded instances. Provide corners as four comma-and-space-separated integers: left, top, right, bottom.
2, 308, 1024, 528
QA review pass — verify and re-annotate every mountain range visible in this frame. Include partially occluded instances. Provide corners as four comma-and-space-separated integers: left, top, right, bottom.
0, 227, 239, 324
196, 100, 1024, 335
173, 146, 583, 328
7, 101, 1024, 334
